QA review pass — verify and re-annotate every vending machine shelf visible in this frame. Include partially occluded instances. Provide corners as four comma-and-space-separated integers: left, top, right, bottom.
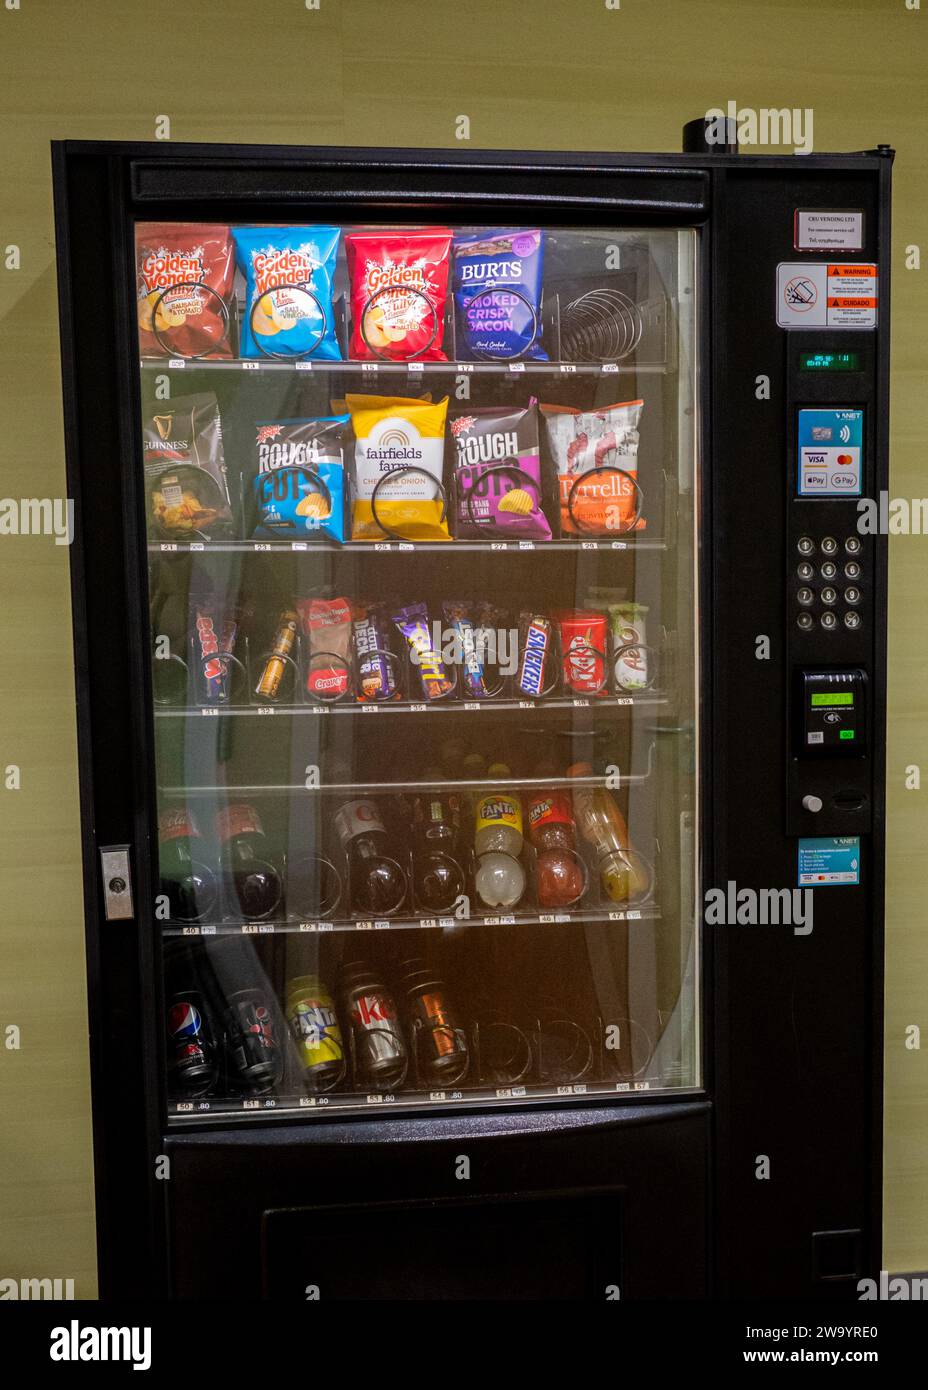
163, 902, 662, 938
155, 693, 667, 719
140, 358, 674, 379
148, 538, 668, 555
168, 1075, 684, 1126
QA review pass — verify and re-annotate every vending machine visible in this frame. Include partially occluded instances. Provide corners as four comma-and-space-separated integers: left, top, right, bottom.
52, 126, 891, 1300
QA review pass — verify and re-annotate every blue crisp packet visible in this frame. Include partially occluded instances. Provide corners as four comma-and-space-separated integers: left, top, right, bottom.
233, 226, 341, 360
251, 416, 348, 544
452, 229, 547, 361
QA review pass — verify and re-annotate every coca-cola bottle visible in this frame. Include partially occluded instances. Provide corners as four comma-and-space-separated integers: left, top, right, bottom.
215, 803, 283, 920
158, 807, 217, 922
335, 799, 407, 917
410, 794, 465, 914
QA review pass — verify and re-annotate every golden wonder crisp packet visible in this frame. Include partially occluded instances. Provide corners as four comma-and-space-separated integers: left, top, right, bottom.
346, 394, 450, 541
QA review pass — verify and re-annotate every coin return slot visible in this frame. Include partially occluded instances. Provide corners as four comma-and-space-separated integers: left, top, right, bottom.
833, 790, 866, 812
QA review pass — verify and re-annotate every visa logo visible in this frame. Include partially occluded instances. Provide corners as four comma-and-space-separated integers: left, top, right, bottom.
805, 454, 827, 463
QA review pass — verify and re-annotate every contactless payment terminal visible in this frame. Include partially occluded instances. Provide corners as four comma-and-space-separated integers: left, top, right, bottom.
798, 408, 862, 497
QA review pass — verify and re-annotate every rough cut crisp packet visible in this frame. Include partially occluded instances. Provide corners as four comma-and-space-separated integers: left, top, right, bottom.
250, 416, 348, 544
233, 226, 341, 360
541, 399, 645, 535
450, 403, 550, 540
346, 394, 450, 541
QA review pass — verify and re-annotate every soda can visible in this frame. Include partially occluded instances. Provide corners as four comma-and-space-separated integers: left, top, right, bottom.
285, 974, 344, 1091
340, 964, 407, 1085
224, 988, 281, 1090
166, 991, 217, 1096
398, 961, 469, 1081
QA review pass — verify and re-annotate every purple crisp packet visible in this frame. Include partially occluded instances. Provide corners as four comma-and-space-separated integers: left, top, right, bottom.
450, 403, 551, 540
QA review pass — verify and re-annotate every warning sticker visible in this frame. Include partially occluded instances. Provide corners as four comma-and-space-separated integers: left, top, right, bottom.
794, 210, 864, 251
777, 262, 878, 329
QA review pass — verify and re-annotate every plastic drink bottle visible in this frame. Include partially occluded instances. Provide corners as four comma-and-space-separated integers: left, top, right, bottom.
334, 799, 407, 916
158, 807, 217, 922
566, 762, 649, 901
474, 763, 525, 908
411, 795, 465, 913
215, 803, 283, 920
526, 789, 586, 908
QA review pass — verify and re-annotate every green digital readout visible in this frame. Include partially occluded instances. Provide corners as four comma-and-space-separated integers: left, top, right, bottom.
811, 692, 854, 706
799, 351, 861, 372
840, 730, 856, 740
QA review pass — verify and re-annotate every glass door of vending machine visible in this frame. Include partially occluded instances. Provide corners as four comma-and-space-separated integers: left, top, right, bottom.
142, 220, 700, 1123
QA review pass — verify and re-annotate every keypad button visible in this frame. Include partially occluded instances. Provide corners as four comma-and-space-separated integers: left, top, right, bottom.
845, 536, 862, 554
844, 611, 861, 629
821, 611, 838, 630
797, 561, 814, 580
845, 586, 861, 605
797, 587, 815, 606
797, 612, 814, 631
821, 586, 837, 605
821, 537, 838, 556
844, 561, 861, 580
798, 536, 815, 556
820, 561, 837, 580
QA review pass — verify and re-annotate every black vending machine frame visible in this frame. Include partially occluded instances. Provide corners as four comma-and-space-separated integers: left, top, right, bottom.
51, 137, 890, 1300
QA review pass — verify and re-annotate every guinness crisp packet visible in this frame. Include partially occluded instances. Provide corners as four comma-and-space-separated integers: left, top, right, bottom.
143, 392, 232, 538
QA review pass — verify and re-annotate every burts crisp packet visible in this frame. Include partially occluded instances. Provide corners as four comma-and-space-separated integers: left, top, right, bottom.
251, 416, 348, 544
452, 229, 546, 361
450, 404, 550, 540
233, 226, 341, 360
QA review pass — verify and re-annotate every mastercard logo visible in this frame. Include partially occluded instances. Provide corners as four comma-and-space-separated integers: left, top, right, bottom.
837, 454, 853, 465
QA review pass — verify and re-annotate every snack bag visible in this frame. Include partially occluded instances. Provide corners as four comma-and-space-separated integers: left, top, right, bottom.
542, 399, 645, 535
233, 226, 341, 360
295, 596, 353, 700
136, 223, 234, 359
450, 403, 550, 540
250, 416, 348, 544
452, 229, 546, 360
143, 393, 232, 538
345, 229, 452, 361
346, 394, 450, 541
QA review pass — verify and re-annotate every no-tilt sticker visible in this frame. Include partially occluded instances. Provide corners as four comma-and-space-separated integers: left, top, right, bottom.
777, 262, 877, 328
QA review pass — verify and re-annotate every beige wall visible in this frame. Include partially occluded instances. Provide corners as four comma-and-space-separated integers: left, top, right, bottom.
0, 0, 924, 1295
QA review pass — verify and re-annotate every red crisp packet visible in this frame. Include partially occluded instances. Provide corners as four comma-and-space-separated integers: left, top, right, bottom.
136, 223, 234, 359
345, 229, 452, 362
296, 597, 353, 700
557, 610, 609, 696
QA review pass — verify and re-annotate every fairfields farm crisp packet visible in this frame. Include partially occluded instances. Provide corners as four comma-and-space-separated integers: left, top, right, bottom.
346, 394, 450, 541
